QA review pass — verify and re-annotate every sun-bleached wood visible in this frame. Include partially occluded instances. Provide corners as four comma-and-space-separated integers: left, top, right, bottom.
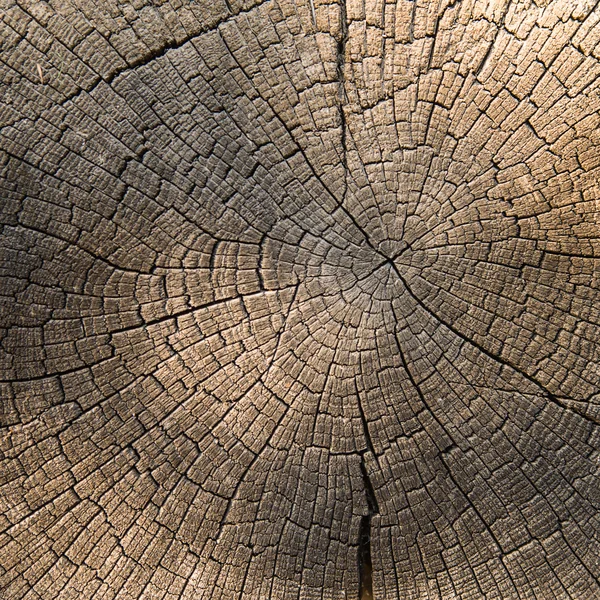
1, 0, 599, 598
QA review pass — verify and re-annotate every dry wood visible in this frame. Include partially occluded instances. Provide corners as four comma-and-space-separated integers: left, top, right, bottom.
1, 0, 599, 598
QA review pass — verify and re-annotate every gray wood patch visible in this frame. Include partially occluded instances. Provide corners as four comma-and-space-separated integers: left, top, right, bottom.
1, 0, 599, 598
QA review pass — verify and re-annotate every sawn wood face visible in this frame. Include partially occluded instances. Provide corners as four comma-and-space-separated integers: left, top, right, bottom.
1, 0, 599, 598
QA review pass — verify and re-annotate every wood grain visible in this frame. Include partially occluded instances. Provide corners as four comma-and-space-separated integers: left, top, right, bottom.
1, 0, 599, 598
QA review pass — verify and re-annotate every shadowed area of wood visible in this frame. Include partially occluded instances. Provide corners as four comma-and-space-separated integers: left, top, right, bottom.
1, 0, 600, 598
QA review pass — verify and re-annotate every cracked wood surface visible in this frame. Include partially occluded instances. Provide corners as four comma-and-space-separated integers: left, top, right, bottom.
1, 0, 600, 598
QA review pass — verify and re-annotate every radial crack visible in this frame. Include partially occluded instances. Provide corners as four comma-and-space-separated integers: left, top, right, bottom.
356, 378, 379, 600
358, 458, 378, 600
337, 0, 349, 172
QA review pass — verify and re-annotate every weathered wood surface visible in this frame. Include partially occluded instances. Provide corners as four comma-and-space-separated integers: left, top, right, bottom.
1, 0, 600, 598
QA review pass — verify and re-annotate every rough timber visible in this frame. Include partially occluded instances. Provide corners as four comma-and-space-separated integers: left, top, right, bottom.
1, 0, 600, 598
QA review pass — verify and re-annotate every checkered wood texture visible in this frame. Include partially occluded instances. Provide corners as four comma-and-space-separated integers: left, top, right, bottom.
1, 0, 599, 598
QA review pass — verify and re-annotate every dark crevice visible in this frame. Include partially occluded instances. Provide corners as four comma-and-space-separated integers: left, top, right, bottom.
358, 458, 378, 600
256, 233, 267, 291
208, 239, 220, 273
356, 377, 378, 600
337, 0, 349, 182
337, 0, 349, 109
8, 219, 152, 277
359, 460, 379, 515
356, 394, 377, 462
358, 514, 374, 600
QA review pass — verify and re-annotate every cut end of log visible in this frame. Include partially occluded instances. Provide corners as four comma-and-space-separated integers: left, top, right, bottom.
1, 0, 600, 598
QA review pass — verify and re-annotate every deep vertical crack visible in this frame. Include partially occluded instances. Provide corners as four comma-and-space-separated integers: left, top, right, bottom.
358, 459, 378, 600
337, 0, 349, 179
357, 381, 379, 600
